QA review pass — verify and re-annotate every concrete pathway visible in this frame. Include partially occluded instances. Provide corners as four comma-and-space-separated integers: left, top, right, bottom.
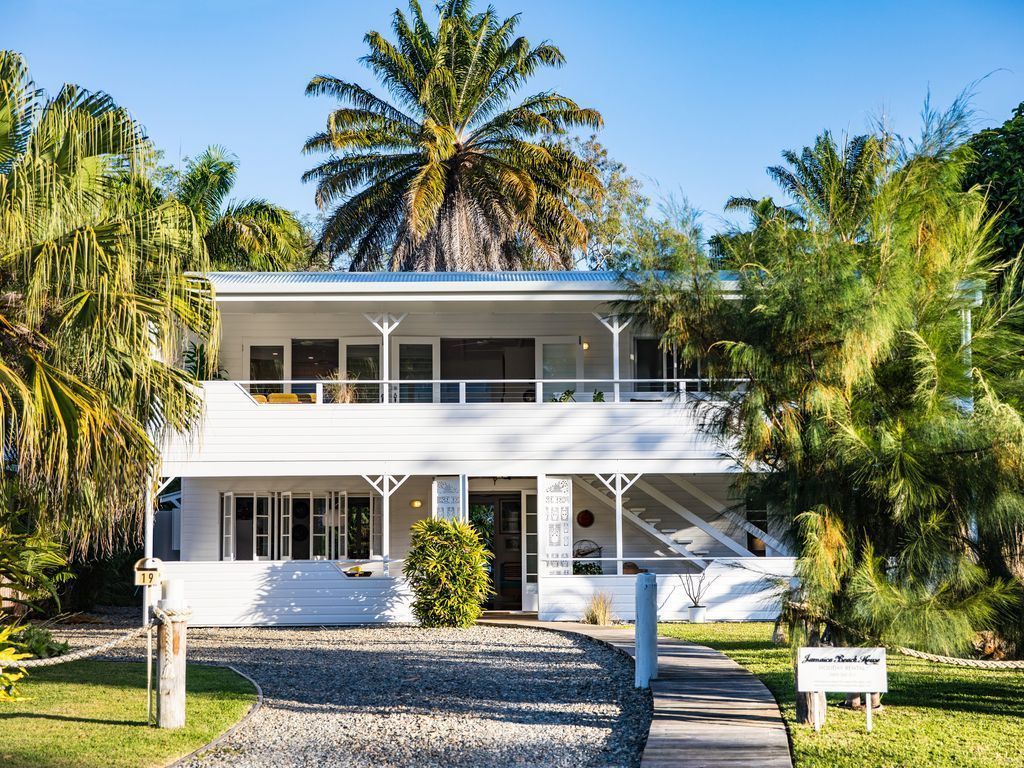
482, 620, 793, 768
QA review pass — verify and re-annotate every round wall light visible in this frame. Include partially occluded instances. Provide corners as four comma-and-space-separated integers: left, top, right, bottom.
410, 499, 423, 509
582, 340, 590, 351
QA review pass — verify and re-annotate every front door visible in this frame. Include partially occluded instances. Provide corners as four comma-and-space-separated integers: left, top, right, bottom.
469, 493, 524, 610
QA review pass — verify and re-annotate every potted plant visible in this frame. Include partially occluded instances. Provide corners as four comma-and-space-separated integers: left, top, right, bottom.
680, 571, 718, 623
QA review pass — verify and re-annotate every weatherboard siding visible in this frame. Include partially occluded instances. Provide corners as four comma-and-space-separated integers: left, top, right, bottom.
162, 384, 732, 477
160, 560, 413, 626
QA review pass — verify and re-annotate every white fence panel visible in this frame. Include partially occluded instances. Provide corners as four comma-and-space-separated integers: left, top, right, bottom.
160, 561, 413, 626
538, 558, 795, 622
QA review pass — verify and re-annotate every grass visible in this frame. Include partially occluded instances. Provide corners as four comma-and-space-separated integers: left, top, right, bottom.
0, 660, 256, 768
658, 622, 1024, 768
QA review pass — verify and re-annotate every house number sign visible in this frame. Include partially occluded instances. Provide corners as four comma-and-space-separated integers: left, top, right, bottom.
133, 557, 162, 587
543, 477, 573, 576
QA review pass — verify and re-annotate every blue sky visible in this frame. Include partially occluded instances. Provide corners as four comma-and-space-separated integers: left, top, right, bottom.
10, 1, 1024, 234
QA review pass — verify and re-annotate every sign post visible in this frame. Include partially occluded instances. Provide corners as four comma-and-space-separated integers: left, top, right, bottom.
797, 647, 887, 733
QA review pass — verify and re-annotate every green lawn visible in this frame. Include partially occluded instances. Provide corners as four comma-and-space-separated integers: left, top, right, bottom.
0, 660, 256, 768
658, 622, 1024, 768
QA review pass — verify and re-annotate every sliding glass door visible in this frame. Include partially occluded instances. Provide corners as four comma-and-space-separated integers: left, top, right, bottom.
392, 338, 438, 403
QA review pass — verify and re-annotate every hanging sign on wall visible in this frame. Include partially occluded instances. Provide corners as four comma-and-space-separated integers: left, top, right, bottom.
542, 476, 573, 575
432, 476, 462, 522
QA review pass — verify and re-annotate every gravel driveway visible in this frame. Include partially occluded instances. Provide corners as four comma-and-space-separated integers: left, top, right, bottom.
58, 620, 651, 768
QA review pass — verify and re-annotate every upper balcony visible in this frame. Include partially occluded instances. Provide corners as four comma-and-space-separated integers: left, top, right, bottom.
160, 377, 738, 478
161, 271, 740, 477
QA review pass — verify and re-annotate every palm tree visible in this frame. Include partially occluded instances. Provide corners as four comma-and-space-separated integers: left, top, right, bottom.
175, 146, 307, 271
628, 101, 1024, 701
303, 0, 603, 271
767, 132, 885, 241
0, 51, 218, 552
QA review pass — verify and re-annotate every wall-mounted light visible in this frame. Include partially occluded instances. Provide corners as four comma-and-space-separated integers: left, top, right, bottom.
410, 499, 423, 509
582, 340, 590, 351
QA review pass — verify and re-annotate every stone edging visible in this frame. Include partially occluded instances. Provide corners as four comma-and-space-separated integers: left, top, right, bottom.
165, 663, 264, 768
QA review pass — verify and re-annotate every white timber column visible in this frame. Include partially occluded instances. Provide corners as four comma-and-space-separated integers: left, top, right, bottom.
362, 474, 409, 575
593, 313, 632, 402
365, 312, 407, 403
142, 476, 176, 624
596, 473, 641, 575
142, 481, 155, 623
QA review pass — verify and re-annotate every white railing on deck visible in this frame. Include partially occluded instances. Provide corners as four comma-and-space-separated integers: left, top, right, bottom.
223, 378, 745, 405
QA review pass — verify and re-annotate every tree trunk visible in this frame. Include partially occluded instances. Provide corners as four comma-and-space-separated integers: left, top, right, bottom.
845, 692, 883, 710
795, 621, 827, 726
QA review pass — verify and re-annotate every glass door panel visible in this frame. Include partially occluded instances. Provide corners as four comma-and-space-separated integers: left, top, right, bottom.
345, 344, 381, 403
522, 492, 539, 611
311, 495, 328, 558
330, 492, 347, 559
397, 343, 435, 403
291, 495, 311, 560
347, 496, 371, 559
249, 345, 284, 396
371, 497, 382, 558
540, 341, 579, 402
291, 339, 339, 398
234, 495, 255, 561
278, 492, 292, 560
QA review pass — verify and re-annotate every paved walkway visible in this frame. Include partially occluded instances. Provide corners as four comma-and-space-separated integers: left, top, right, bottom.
482, 619, 793, 768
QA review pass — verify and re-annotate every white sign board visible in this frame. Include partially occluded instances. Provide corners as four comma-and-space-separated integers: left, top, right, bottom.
432, 476, 463, 522
797, 647, 888, 693
541, 476, 573, 575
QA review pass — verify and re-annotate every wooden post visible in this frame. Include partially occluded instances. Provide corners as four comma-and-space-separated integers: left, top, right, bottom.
635, 572, 658, 688
157, 579, 189, 729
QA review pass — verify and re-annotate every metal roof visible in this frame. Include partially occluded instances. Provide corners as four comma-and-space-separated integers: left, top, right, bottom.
207, 270, 624, 285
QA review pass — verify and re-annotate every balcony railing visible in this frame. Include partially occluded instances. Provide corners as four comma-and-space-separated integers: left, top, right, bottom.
226, 378, 744, 405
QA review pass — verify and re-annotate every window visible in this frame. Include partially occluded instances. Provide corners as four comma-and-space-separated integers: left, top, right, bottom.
745, 492, 769, 557
249, 346, 284, 395
219, 491, 357, 562
292, 339, 339, 396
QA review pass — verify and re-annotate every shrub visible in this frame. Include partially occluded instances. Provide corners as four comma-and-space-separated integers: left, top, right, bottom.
0, 624, 30, 701
582, 592, 614, 626
7, 623, 69, 659
403, 518, 493, 628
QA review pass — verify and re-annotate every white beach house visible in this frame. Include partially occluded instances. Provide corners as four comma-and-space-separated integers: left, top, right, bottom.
154, 270, 794, 625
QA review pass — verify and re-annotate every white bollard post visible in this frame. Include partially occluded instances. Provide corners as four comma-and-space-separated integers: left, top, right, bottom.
634, 572, 658, 688
157, 578, 189, 729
